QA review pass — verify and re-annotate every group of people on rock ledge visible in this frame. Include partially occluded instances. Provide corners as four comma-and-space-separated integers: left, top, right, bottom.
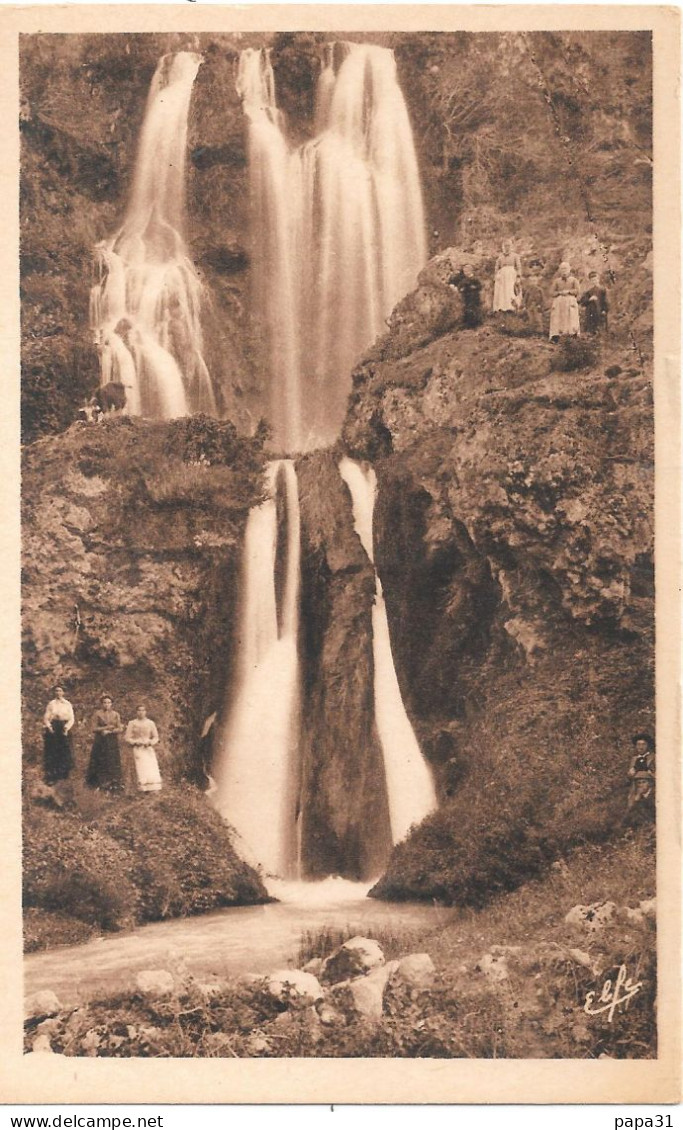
448, 240, 609, 339
42, 685, 163, 795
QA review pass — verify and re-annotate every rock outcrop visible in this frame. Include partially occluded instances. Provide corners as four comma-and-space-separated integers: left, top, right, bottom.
343, 250, 653, 904
296, 453, 392, 880
21, 416, 266, 783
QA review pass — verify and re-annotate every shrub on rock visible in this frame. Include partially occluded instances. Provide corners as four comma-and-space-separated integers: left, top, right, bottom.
94, 786, 270, 921
23, 806, 138, 932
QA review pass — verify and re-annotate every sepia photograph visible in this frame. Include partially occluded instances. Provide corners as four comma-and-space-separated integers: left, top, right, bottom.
4, 2, 680, 1104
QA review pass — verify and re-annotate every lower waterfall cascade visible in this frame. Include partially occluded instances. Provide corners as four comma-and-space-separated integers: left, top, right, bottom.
338, 458, 438, 844
210, 455, 438, 881
210, 461, 302, 879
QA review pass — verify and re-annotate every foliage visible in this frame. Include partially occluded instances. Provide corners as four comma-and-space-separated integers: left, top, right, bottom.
96, 786, 270, 920
297, 924, 427, 967
550, 336, 600, 372
23, 907, 96, 953
162, 415, 260, 469
372, 778, 555, 907
23, 416, 266, 524
22, 786, 269, 949
23, 805, 139, 931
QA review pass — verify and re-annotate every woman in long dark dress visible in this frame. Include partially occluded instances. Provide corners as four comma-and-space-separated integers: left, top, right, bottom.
86, 694, 124, 792
42, 685, 75, 784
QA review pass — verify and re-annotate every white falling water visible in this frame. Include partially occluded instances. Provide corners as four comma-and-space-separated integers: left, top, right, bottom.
339, 457, 437, 844
238, 42, 426, 452
90, 52, 216, 419
211, 461, 301, 878
211, 43, 431, 882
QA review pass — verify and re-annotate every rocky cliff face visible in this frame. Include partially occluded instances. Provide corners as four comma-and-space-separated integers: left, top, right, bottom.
296, 453, 392, 880
22, 417, 265, 782
341, 280, 653, 901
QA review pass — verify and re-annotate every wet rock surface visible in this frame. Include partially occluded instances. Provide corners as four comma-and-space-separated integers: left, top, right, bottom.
296, 453, 392, 880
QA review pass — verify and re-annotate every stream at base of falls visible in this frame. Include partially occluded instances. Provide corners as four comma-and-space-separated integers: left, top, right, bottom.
24, 885, 456, 1008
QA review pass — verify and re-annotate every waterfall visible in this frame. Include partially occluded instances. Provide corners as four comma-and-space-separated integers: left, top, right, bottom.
238, 42, 426, 452
90, 52, 216, 419
211, 461, 302, 878
210, 42, 432, 881
339, 457, 437, 844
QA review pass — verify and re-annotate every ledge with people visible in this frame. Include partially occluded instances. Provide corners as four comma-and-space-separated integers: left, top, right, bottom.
448, 239, 610, 341
40, 685, 164, 797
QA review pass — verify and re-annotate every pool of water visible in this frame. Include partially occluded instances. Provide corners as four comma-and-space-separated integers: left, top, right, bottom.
24, 881, 455, 1008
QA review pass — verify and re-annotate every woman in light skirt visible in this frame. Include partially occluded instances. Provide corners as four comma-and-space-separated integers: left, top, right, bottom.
549, 261, 581, 340
124, 704, 162, 793
492, 239, 522, 312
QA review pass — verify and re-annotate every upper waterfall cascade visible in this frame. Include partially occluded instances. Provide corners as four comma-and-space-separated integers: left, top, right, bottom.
238, 42, 427, 452
90, 52, 216, 419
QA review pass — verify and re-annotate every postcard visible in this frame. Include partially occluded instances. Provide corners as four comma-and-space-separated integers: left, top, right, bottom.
1, 3, 680, 1105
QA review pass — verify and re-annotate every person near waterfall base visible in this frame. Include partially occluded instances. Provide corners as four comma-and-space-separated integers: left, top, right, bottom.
86, 694, 124, 792
492, 239, 522, 312
42, 685, 75, 785
549, 261, 581, 341
448, 262, 483, 328
124, 704, 162, 793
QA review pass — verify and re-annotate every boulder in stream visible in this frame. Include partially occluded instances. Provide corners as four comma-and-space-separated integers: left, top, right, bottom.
320, 936, 385, 984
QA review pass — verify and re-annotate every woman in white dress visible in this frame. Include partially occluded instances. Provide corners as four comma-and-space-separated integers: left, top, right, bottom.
493, 240, 522, 312
124, 704, 162, 793
42, 685, 75, 784
549, 261, 581, 340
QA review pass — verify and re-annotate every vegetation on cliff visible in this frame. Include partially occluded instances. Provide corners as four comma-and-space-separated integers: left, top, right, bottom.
24, 784, 269, 952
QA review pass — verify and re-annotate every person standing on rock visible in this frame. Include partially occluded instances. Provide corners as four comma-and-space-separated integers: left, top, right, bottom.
124, 704, 162, 793
448, 262, 483, 328
492, 239, 522, 312
523, 268, 546, 335
42, 685, 75, 785
549, 261, 581, 341
626, 733, 655, 813
579, 270, 609, 334
86, 694, 124, 793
